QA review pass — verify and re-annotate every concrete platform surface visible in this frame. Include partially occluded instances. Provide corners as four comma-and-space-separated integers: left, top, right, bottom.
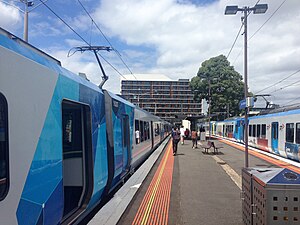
118, 139, 277, 225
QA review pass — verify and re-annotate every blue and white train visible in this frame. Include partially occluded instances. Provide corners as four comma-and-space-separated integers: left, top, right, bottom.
0, 28, 171, 224
211, 107, 300, 162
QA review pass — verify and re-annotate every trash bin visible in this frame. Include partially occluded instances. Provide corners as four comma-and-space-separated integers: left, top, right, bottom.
242, 167, 300, 225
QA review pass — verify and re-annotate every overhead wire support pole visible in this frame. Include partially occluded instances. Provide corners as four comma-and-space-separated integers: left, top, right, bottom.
68, 46, 113, 89
39, 0, 127, 81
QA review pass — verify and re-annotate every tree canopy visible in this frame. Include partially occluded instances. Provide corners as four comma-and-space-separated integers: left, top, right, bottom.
190, 55, 244, 119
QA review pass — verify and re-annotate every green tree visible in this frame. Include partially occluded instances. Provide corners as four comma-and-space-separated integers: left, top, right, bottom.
190, 55, 244, 119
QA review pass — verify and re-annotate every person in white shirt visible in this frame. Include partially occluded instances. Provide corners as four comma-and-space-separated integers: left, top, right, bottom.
135, 130, 140, 144
180, 126, 185, 145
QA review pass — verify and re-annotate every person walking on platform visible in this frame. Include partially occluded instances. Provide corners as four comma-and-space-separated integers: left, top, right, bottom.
172, 127, 180, 156
191, 130, 198, 149
180, 126, 185, 145
200, 126, 206, 141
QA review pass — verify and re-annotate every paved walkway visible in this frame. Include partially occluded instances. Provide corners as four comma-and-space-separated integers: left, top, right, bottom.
117, 138, 280, 225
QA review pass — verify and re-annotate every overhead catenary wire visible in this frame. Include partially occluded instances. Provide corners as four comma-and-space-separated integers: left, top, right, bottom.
38, 0, 127, 80
77, 0, 136, 80
270, 77, 300, 94
283, 96, 300, 106
256, 69, 300, 94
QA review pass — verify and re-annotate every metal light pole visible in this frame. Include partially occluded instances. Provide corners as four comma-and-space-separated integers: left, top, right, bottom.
225, 3, 268, 167
243, 7, 250, 168
22, 0, 47, 42
21, 0, 34, 42
23, 2, 29, 41
2, 0, 47, 42
208, 78, 211, 140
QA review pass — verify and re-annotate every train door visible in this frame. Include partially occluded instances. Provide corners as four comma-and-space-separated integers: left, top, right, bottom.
61, 100, 93, 223
151, 121, 154, 148
239, 119, 245, 142
234, 122, 239, 140
271, 122, 279, 153
0, 93, 9, 200
121, 115, 131, 175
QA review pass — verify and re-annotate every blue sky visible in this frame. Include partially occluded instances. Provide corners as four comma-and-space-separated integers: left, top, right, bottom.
1, 0, 299, 107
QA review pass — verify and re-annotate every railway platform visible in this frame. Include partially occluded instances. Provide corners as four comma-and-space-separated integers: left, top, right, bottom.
88, 137, 300, 225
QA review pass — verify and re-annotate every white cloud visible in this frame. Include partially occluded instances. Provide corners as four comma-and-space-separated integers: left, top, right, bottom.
2, 0, 297, 106
47, 45, 125, 94
86, 0, 300, 105
0, 2, 22, 32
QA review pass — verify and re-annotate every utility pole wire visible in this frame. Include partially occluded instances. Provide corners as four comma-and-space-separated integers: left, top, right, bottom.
248, 0, 287, 41
38, 0, 127, 80
226, 23, 243, 59
233, 0, 286, 67
77, 0, 136, 79
0, 0, 23, 12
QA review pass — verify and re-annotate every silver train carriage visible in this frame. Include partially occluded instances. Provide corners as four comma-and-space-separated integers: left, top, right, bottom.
211, 107, 300, 162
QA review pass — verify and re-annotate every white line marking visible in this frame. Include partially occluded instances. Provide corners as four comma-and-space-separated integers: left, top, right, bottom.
212, 155, 242, 190
218, 137, 300, 168
130, 183, 142, 189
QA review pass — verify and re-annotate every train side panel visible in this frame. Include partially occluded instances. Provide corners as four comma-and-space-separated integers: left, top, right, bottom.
0, 40, 60, 225
0, 30, 109, 224
103, 91, 134, 193
131, 108, 154, 169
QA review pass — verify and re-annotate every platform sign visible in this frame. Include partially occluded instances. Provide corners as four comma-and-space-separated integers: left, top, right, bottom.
239, 97, 255, 109
246, 97, 255, 108
239, 99, 246, 109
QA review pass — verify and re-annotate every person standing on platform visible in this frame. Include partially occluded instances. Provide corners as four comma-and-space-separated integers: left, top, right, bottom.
172, 127, 180, 156
135, 129, 140, 144
184, 128, 190, 139
200, 126, 206, 141
180, 126, 185, 144
191, 130, 198, 149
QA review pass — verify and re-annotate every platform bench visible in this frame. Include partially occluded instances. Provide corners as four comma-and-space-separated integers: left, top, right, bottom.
201, 141, 214, 154
212, 142, 224, 154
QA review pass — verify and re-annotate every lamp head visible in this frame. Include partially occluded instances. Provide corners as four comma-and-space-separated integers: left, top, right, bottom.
225, 6, 238, 15
252, 4, 268, 14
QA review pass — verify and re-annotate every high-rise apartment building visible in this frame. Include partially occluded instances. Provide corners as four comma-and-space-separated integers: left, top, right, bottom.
121, 74, 202, 123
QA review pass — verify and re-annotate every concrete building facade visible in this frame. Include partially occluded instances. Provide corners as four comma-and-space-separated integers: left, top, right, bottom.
121, 74, 202, 123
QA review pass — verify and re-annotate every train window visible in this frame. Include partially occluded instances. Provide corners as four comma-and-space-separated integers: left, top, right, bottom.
62, 106, 83, 152
147, 122, 150, 139
228, 125, 233, 133
0, 93, 9, 201
253, 125, 257, 137
235, 124, 238, 133
286, 123, 295, 143
155, 124, 160, 136
144, 121, 150, 141
135, 120, 140, 144
296, 123, 300, 144
249, 125, 253, 137
122, 116, 129, 149
261, 124, 266, 138
139, 121, 144, 142
257, 124, 261, 138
